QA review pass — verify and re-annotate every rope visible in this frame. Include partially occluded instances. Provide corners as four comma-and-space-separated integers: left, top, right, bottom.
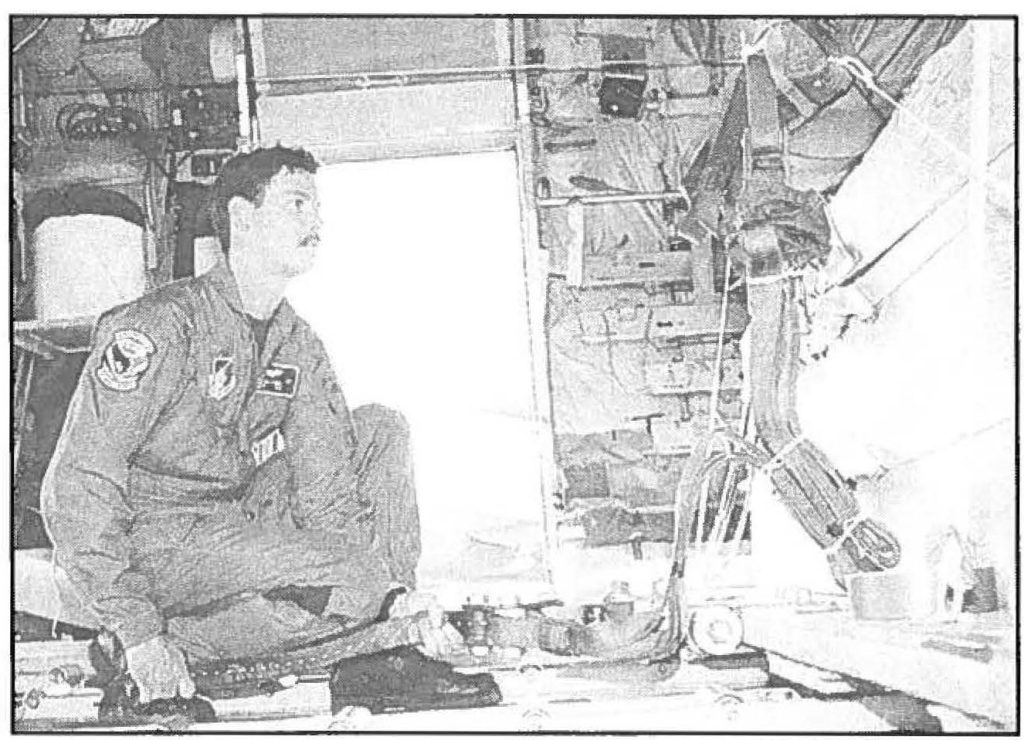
709, 401, 755, 549
831, 55, 1013, 204
822, 513, 871, 555
762, 435, 807, 473
599, 311, 629, 392
867, 224, 968, 310
875, 416, 1012, 478
708, 461, 742, 546
697, 256, 735, 541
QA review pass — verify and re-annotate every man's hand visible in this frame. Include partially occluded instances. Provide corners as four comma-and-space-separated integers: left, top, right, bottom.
125, 636, 196, 704
387, 589, 443, 623
388, 590, 464, 658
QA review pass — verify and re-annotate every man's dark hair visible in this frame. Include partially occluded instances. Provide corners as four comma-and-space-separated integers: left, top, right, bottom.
208, 145, 319, 253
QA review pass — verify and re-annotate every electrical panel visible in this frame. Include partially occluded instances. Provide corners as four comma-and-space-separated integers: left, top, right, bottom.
167, 86, 239, 152
173, 148, 233, 184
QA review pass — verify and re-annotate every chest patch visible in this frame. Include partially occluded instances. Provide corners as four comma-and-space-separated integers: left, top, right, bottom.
256, 363, 300, 398
96, 329, 156, 392
208, 356, 237, 401
251, 427, 286, 466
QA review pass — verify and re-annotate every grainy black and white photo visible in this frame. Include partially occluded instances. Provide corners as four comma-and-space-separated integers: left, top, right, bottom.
9, 14, 1018, 733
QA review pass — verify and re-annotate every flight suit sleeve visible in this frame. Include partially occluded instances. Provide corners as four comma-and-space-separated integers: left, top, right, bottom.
310, 336, 358, 452
284, 333, 361, 528
40, 301, 191, 649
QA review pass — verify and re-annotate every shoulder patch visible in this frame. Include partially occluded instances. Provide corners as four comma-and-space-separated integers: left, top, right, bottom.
96, 329, 157, 392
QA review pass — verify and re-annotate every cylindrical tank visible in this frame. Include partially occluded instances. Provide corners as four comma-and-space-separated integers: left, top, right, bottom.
26, 186, 147, 320
208, 20, 239, 83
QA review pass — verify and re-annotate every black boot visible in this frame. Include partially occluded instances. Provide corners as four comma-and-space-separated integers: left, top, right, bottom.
97, 675, 215, 727
330, 646, 501, 714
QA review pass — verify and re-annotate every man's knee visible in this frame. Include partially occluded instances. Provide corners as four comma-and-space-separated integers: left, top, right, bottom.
353, 403, 410, 441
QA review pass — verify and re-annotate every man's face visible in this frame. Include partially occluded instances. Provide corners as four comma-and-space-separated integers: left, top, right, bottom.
238, 167, 322, 278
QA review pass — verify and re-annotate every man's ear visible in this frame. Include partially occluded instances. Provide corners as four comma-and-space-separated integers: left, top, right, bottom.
227, 195, 254, 233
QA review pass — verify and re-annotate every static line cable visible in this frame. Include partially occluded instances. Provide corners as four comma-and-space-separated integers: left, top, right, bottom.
868, 223, 968, 311
832, 56, 1013, 204
875, 417, 1012, 479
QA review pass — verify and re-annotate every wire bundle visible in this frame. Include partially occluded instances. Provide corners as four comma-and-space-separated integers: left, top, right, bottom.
55, 103, 149, 141
747, 274, 900, 578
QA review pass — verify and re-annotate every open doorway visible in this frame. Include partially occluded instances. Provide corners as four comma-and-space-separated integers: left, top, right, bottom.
287, 151, 553, 605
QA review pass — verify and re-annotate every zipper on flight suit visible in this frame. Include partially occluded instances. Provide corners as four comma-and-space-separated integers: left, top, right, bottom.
236, 325, 261, 461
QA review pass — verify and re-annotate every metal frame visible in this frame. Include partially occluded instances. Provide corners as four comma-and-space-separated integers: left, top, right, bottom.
536, 189, 689, 209
509, 18, 560, 587
251, 59, 743, 89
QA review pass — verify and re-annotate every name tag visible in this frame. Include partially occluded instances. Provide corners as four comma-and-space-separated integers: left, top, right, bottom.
256, 363, 300, 398
251, 427, 286, 466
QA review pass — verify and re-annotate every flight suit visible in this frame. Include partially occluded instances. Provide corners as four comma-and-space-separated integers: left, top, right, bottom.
41, 259, 421, 659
